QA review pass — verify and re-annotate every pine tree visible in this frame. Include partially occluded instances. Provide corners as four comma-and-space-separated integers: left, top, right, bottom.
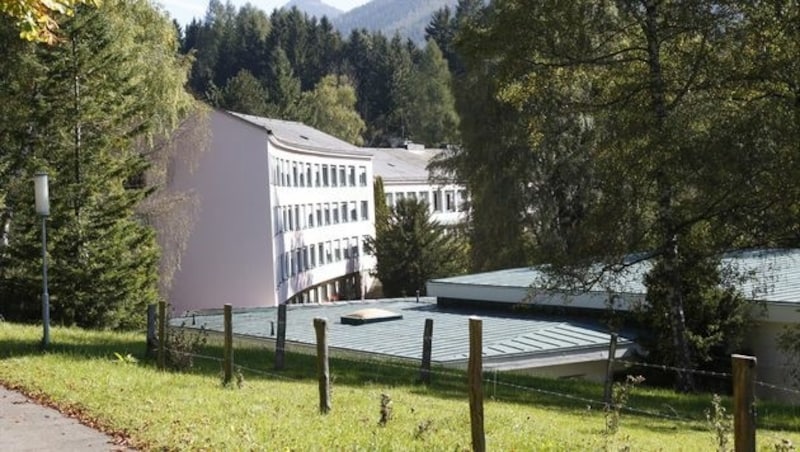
0, 0, 193, 329
365, 198, 466, 297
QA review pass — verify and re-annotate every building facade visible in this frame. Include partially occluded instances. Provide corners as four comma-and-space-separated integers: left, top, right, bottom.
370, 147, 467, 226
168, 110, 376, 313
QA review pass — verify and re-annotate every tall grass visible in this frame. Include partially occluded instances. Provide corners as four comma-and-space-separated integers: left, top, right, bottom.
1, 322, 797, 450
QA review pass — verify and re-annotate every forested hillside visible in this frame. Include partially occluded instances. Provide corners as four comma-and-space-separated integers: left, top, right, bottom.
284, 0, 343, 20
332, 0, 456, 44
181, 0, 459, 147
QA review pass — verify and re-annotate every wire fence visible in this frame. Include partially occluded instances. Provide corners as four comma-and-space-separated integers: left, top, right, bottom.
161, 337, 799, 433
152, 304, 800, 449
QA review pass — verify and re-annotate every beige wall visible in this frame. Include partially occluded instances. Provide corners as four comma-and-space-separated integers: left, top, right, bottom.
168, 111, 275, 313
743, 320, 799, 403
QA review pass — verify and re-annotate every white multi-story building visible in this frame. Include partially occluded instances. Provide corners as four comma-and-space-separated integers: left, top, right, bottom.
167, 110, 376, 313
370, 146, 468, 226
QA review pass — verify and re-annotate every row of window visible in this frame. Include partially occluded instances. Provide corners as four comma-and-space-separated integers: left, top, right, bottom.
385, 189, 468, 213
275, 200, 370, 234
278, 236, 365, 282
272, 158, 368, 188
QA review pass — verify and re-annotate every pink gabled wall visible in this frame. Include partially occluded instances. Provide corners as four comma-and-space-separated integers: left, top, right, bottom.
168, 111, 276, 313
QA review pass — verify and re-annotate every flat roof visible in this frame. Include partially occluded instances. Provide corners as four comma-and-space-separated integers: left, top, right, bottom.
427, 249, 800, 317
173, 299, 634, 370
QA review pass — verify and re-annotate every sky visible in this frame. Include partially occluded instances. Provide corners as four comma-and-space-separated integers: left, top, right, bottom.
158, 0, 371, 27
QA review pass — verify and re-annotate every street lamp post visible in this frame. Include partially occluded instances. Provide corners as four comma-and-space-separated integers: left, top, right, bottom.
34, 172, 50, 348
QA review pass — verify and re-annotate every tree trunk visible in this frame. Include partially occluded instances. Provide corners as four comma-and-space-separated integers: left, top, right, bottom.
642, 1, 695, 391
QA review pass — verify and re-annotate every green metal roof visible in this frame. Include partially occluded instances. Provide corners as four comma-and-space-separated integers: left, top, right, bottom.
173, 298, 632, 367
429, 249, 800, 304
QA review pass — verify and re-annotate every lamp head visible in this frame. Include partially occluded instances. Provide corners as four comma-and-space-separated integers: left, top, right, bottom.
34, 172, 49, 216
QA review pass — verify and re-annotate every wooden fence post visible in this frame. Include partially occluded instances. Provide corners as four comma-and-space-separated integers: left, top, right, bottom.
420, 318, 434, 384
314, 317, 331, 414
146, 304, 157, 359
157, 301, 166, 370
275, 304, 287, 370
732, 354, 757, 452
603, 333, 619, 405
468, 316, 485, 452
223, 304, 233, 385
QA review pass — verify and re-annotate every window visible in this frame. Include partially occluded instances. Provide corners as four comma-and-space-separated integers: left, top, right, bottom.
316, 203, 322, 226
340, 202, 347, 223
318, 242, 324, 266
339, 165, 346, 187
351, 236, 359, 258
279, 160, 285, 186
333, 204, 340, 223
350, 201, 357, 222
290, 251, 295, 276
310, 244, 316, 268
334, 240, 341, 261
322, 164, 329, 186
275, 207, 281, 233
396, 192, 405, 202
458, 190, 468, 211
292, 162, 298, 187
433, 190, 442, 212
287, 206, 294, 231
360, 200, 368, 220
385, 193, 394, 207
283, 207, 289, 232
324, 203, 331, 225
308, 204, 315, 228
348, 165, 356, 186
303, 247, 310, 271
358, 166, 367, 186
344, 238, 350, 259
407, 192, 416, 201
295, 206, 301, 228
297, 249, 303, 272
325, 241, 332, 263
445, 190, 455, 212
331, 165, 338, 187
306, 164, 312, 187
299, 164, 305, 187
314, 164, 321, 187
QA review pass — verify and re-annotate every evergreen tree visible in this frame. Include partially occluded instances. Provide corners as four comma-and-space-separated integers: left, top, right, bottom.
210, 69, 270, 116
404, 41, 460, 146
0, 0, 193, 329
265, 46, 302, 118
365, 198, 466, 297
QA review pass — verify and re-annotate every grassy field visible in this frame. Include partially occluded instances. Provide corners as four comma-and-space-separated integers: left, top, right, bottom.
1, 322, 798, 451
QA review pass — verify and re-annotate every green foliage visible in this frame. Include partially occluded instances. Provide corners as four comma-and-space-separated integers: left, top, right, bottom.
372, 177, 390, 236
296, 74, 365, 145
604, 374, 644, 448
642, 231, 751, 370
706, 394, 732, 452
209, 69, 270, 116
439, 0, 800, 389
165, 323, 208, 371
365, 198, 466, 297
0, 0, 193, 329
401, 41, 460, 147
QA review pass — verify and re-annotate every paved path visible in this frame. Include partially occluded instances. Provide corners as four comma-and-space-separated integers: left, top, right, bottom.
0, 386, 133, 451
